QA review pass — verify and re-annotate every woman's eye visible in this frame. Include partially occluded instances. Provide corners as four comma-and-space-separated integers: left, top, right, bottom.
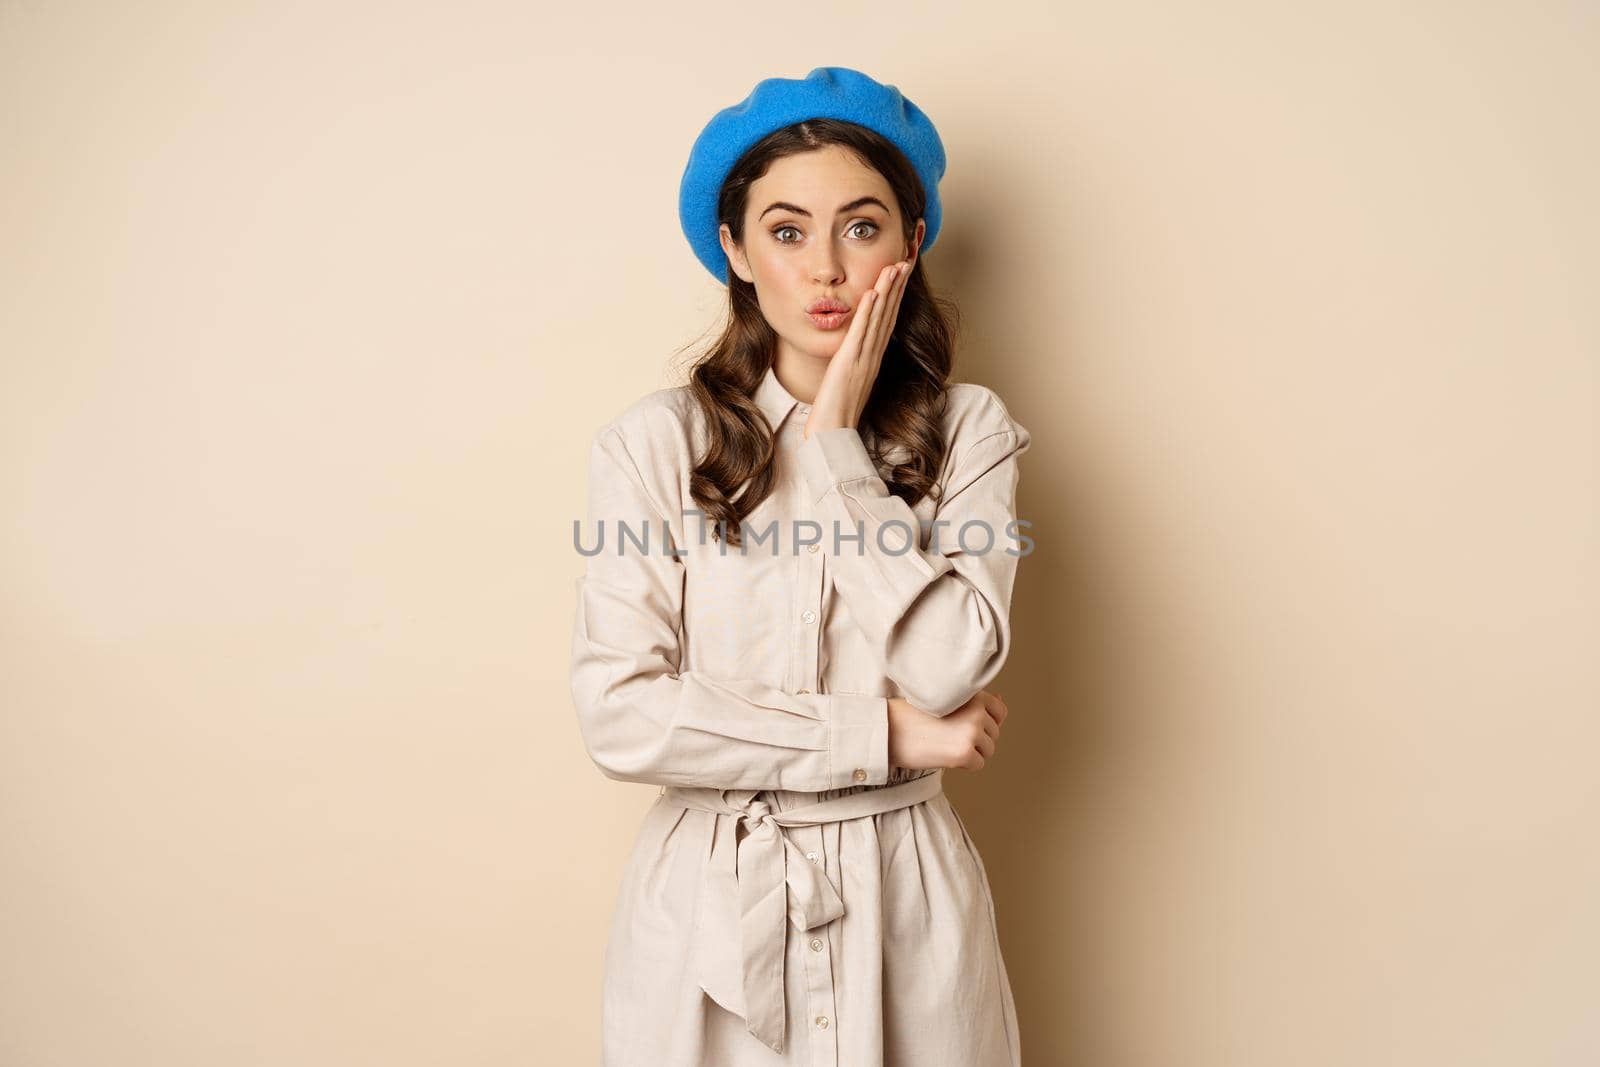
773, 221, 880, 244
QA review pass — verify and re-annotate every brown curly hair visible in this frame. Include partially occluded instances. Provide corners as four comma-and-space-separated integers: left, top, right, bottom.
679, 118, 961, 547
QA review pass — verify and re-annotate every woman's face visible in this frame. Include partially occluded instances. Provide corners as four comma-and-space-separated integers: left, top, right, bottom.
720, 144, 925, 363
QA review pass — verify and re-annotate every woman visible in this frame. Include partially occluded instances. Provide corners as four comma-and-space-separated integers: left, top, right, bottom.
570, 66, 1031, 1066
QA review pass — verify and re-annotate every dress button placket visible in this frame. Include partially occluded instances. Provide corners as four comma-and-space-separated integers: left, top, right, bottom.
794, 469, 825, 720
783, 412, 841, 1065
802, 467, 840, 1066
797, 826, 839, 1067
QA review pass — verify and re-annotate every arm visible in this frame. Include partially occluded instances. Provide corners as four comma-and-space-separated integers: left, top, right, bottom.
795, 404, 1032, 717
570, 424, 890, 791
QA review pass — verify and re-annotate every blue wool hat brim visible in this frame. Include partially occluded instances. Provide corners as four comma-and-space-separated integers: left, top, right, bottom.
678, 66, 947, 285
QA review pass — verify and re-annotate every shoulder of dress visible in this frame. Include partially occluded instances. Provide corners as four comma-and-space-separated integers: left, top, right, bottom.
593, 384, 698, 452
585, 386, 697, 525
941, 381, 1031, 454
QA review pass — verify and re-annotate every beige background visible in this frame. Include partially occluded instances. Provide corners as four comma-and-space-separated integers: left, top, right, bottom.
3, 2, 1596, 1064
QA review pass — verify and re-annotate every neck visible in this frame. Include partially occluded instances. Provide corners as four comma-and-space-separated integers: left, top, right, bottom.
772, 342, 831, 406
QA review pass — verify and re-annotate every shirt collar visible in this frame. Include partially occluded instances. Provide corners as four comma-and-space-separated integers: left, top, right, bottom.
752, 363, 811, 432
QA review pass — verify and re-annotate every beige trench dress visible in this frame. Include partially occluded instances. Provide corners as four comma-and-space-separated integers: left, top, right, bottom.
570, 364, 1031, 1066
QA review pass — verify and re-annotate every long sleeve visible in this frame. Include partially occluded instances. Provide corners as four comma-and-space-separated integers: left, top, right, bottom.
570, 424, 890, 791
795, 403, 1032, 717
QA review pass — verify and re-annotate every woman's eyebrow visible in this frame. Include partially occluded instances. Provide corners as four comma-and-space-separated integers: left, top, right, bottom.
758, 196, 889, 220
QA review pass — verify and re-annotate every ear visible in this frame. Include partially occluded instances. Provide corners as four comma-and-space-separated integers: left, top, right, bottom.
719, 224, 755, 284
905, 218, 926, 266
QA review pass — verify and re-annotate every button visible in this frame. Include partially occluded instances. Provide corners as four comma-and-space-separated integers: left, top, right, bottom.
805, 851, 818, 863
807, 543, 819, 554
852, 768, 868, 783
809, 937, 824, 952
801, 609, 816, 624
815, 1015, 830, 1030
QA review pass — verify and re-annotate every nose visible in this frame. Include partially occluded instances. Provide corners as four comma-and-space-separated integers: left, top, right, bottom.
808, 241, 845, 286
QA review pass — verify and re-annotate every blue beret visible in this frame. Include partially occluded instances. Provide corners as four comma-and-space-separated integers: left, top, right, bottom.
678, 66, 947, 284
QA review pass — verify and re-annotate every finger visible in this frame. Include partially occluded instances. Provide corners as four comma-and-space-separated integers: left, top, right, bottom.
860, 274, 889, 363
861, 262, 897, 354
877, 258, 899, 294
832, 288, 876, 371
879, 260, 912, 351
884, 261, 911, 339
974, 730, 996, 760
867, 264, 907, 374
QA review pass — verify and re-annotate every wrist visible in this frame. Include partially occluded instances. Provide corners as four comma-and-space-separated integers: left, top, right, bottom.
804, 406, 853, 435
885, 697, 907, 767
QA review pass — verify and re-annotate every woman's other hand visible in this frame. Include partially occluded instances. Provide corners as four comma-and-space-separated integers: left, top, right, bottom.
887, 690, 1008, 772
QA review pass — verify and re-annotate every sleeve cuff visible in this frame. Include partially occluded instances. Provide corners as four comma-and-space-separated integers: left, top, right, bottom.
798, 427, 880, 503
828, 693, 890, 788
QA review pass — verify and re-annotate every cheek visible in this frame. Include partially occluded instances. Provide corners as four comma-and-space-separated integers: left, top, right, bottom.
861, 252, 899, 281
751, 255, 804, 301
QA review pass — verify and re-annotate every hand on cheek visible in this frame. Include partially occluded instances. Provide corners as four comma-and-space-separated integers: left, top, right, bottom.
803, 259, 914, 439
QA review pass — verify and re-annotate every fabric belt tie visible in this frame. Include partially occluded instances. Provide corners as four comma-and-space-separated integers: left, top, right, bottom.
657, 769, 945, 1053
